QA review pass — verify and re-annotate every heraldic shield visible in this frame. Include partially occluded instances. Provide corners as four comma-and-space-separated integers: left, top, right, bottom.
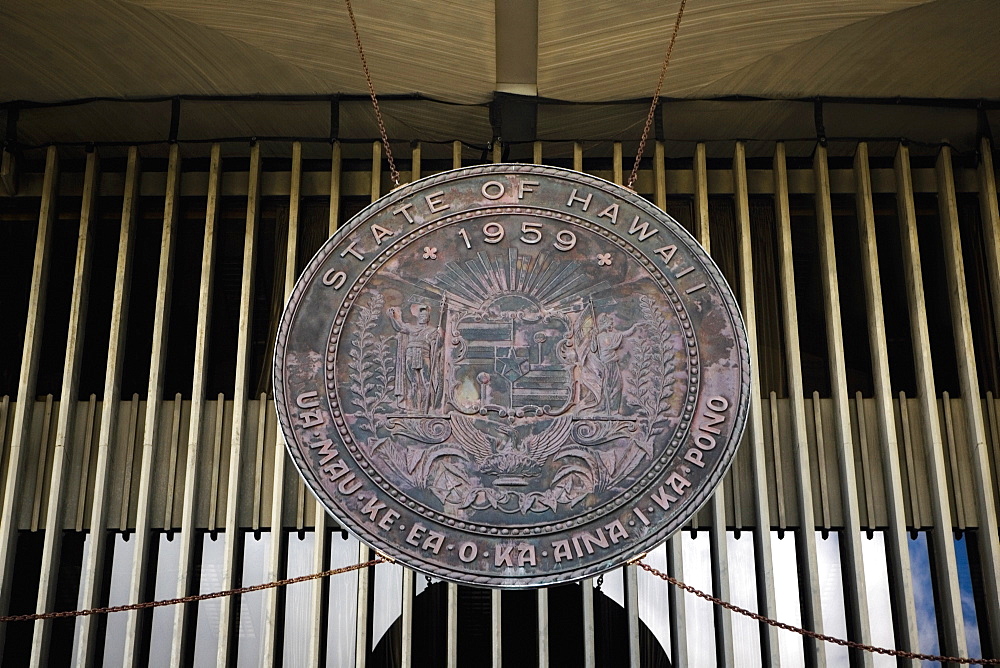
449, 293, 573, 419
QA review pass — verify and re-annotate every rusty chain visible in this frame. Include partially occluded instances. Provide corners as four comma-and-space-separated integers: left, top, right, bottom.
0, 557, 384, 624
343, 0, 400, 187
344, 0, 682, 189
2, 554, 995, 665
627, 0, 688, 191
635, 560, 1000, 665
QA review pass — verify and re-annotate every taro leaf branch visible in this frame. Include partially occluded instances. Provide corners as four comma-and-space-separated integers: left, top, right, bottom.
348, 293, 395, 431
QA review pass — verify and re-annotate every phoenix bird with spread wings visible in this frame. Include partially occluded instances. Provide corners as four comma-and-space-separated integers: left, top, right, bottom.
450, 414, 573, 483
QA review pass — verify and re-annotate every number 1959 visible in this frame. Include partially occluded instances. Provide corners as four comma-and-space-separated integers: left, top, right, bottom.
457, 222, 577, 251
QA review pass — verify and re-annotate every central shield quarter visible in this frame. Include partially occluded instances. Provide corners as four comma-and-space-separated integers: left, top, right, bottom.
452, 300, 573, 417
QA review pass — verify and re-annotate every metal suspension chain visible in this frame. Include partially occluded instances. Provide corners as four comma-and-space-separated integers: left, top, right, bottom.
3, 555, 997, 665
0, 557, 384, 624
635, 561, 1000, 665
626, 0, 688, 191
343, 0, 682, 189
344, 0, 400, 187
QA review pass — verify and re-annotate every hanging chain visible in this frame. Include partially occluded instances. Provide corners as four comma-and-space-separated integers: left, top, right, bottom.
344, 0, 400, 187
626, 0, 688, 191
345, 0, 681, 190
6, 553, 997, 665
635, 561, 1000, 665
0, 557, 384, 624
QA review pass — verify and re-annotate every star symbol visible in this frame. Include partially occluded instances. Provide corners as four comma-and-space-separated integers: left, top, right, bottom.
597, 253, 613, 266
422, 246, 438, 260
495, 348, 529, 383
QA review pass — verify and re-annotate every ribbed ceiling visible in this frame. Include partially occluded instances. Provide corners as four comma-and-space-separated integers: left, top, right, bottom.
4, 0, 997, 103
1, 0, 997, 156
539, 0, 930, 100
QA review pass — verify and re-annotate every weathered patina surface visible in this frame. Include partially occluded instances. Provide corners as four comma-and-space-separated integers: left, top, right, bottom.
275, 164, 749, 587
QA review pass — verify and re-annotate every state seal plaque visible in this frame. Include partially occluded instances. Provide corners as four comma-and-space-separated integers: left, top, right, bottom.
274, 164, 750, 587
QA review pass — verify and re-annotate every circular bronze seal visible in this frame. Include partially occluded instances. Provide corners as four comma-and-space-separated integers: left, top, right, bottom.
275, 164, 749, 587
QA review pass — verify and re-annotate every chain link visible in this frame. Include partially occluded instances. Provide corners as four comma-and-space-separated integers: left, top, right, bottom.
6, 552, 995, 665
0, 557, 384, 624
635, 560, 999, 665
343, 0, 400, 187
626, 0, 688, 191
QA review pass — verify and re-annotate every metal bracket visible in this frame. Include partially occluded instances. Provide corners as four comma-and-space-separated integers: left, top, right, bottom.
626, 552, 648, 566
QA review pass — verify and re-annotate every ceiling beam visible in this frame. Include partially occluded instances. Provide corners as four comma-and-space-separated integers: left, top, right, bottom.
495, 0, 538, 97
